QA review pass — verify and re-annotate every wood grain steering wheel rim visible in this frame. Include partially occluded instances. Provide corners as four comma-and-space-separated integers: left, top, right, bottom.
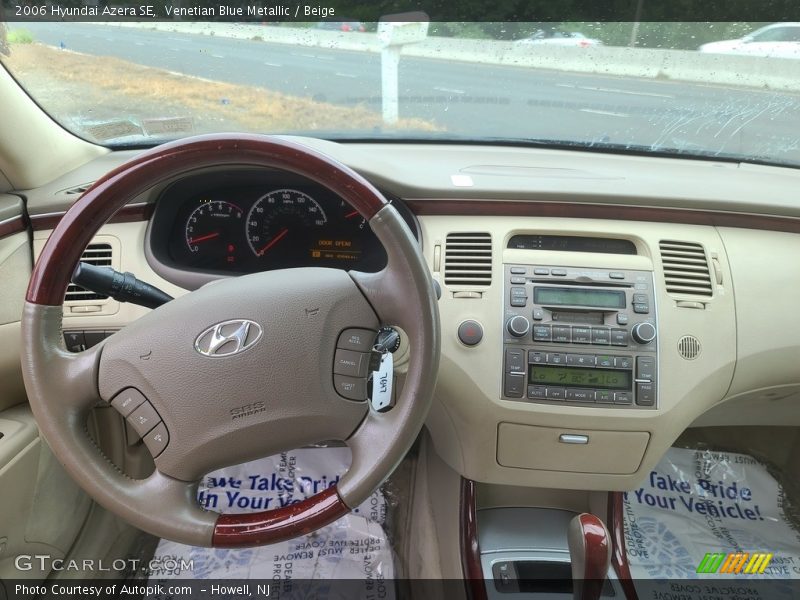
21, 134, 440, 548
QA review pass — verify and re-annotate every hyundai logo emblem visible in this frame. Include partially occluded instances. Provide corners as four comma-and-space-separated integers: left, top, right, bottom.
194, 319, 263, 358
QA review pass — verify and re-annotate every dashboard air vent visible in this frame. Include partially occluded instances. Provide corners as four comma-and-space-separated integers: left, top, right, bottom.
658, 240, 712, 298
444, 232, 492, 286
65, 243, 113, 301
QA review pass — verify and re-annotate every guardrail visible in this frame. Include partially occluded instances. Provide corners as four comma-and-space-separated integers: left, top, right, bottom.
98, 22, 800, 93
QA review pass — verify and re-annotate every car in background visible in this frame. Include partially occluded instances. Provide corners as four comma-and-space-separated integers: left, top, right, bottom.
699, 22, 800, 58
515, 30, 602, 48
314, 19, 367, 33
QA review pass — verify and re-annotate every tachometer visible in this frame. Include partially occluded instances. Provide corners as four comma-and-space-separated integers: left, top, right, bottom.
185, 200, 244, 264
246, 189, 327, 259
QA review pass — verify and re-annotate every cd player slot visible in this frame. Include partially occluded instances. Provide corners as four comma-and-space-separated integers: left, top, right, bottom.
549, 311, 606, 325
529, 279, 632, 288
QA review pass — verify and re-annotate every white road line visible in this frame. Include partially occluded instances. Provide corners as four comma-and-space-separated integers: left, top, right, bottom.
579, 85, 674, 98
134, 42, 144, 46
579, 108, 629, 118
292, 52, 335, 61
434, 86, 466, 94
264, 62, 282, 67
335, 72, 358, 78
558, 82, 673, 98
211, 54, 225, 59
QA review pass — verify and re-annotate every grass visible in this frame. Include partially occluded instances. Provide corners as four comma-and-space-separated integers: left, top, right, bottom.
1, 44, 439, 136
8, 29, 34, 45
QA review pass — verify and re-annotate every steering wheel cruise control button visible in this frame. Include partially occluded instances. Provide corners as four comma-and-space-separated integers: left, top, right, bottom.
337, 328, 376, 352
126, 401, 161, 437
110, 388, 147, 417
142, 422, 169, 458
333, 349, 370, 377
333, 375, 368, 401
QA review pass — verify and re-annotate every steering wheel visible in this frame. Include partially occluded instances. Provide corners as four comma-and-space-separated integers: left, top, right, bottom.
20, 134, 440, 548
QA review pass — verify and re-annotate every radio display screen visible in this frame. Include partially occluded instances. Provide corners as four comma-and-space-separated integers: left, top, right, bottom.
529, 365, 631, 390
534, 287, 626, 309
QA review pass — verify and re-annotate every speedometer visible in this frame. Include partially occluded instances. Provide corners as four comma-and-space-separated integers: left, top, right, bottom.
246, 189, 327, 259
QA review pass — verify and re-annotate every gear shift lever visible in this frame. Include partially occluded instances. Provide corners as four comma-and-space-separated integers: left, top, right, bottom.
568, 513, 611, 600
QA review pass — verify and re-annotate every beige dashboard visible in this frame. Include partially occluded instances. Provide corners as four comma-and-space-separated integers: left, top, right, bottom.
9, 140, 800, 491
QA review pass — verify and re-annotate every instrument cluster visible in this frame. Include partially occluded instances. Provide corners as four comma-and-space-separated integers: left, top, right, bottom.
148, 169, 418, 276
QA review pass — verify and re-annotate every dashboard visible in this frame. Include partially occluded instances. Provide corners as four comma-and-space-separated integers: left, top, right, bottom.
18, 139, 800, 493
147, 169, 418, 279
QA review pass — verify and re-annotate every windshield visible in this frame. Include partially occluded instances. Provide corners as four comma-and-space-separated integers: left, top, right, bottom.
3, 20, 800, 167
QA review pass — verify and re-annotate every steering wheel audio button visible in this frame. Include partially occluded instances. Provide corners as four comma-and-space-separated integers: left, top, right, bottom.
126, 401, 161, 437
110, 387, 146, 417
143, 423, 169, 458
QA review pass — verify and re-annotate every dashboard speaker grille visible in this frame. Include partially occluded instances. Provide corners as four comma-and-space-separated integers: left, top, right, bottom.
444, 232, 492, 286
659, 240, 713, 298
678, 335, 702, 360
65, 243, 113, 302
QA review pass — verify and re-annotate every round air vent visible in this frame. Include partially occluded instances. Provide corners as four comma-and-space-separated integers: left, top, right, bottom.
678, 335, 701, 360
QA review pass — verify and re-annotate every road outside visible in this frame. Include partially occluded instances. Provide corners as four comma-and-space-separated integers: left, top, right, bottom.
7, 22, 800, 166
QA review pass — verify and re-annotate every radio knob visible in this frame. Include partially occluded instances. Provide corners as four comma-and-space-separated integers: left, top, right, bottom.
506, 316, 531, 338
631, 322, 657, 344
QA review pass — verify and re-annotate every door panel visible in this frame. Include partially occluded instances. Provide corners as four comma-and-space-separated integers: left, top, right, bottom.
0, 406, 93, 579
0, 194, 29, 412
0, 196, 92, 579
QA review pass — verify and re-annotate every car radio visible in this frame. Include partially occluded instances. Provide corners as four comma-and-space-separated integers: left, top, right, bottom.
502, 265, 657, 409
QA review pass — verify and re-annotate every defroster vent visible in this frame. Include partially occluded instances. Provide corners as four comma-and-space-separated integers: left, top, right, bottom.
444, 232, 492, 286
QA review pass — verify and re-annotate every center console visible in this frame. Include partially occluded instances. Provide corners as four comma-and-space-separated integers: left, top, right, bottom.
478, 507, 621, 599
502, 265, 658, 409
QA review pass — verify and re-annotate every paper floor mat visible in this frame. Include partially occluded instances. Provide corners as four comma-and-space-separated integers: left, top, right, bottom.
624, 447, 800, 586
148, 448, 395, 593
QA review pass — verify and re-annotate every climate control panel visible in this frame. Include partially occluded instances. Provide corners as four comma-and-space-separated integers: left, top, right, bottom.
502, 264, 658, 409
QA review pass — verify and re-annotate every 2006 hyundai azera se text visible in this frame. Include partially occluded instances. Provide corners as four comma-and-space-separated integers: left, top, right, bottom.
1, 9, 800, 600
